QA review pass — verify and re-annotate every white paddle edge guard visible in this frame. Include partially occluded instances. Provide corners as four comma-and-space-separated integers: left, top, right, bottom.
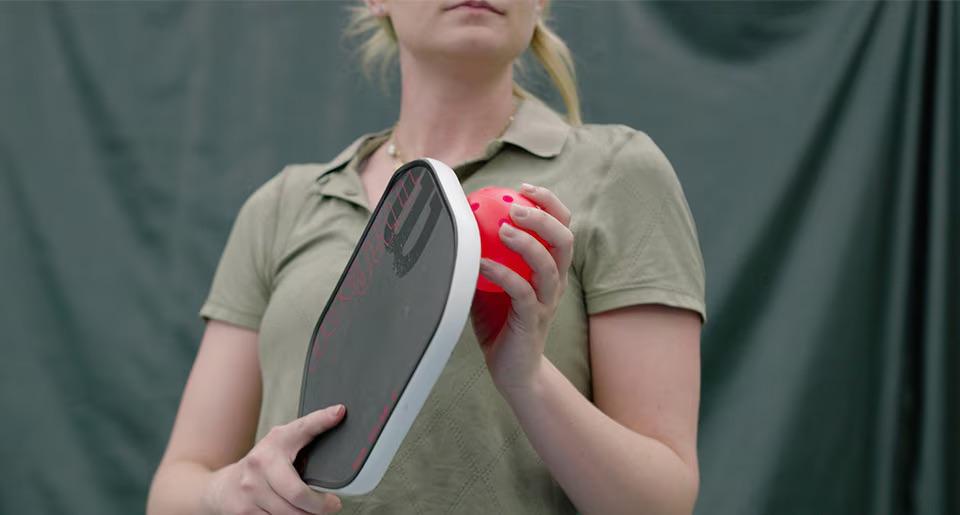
308, 157, 481, 496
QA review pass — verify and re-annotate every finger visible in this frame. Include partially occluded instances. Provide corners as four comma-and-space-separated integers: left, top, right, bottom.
508, 203, 574, 281
519, 183, 572, 227
256, 491, 313, 515
265, 458, 342, 514
323, 493, 343, 513
478, 258, 539, 324
274, 405, 347, 454
497, 223, 560, 303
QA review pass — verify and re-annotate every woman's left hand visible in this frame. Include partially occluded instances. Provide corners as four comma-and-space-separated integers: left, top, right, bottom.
471, 183, 575, 397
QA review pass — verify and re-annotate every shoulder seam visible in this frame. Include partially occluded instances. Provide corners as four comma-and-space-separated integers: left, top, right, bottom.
269, 164, 323, 288
264, 166, 291, 294
570, 129, 637, 281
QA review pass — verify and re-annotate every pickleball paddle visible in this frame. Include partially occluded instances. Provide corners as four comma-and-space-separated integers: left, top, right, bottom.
295, 158, 480, 495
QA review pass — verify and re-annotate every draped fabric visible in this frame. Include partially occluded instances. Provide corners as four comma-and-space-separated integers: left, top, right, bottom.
0, 2, 955, 513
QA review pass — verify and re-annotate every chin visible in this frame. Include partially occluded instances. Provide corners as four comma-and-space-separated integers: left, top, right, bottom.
433, 31, 522, 64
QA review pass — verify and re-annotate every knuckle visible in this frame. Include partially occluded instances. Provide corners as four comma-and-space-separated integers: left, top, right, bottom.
291, 417, 309, 435
521, 285, 538, 304
527, 235, 544, 253
514, 274, 531, 291
547, 266, 560, 284
506, 232, 528, 252
528, 207, 546, 224
244, 451, 263, 471
273, 482, 298, 506
526, 235, 544, 253
238, 471, 257, 493
539, 301, 551, 316
288, 485, 314, 508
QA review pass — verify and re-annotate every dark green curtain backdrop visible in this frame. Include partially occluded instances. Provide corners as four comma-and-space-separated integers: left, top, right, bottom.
1, 1, 955, 514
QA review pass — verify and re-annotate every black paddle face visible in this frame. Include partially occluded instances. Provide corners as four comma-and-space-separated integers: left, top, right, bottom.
296, 163, 457, 489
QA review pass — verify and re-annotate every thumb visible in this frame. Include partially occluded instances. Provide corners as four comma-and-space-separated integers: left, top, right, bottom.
279, 404, 346, 453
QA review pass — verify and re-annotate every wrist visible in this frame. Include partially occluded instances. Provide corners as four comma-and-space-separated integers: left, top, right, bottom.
496, 355, 550, 406
202, 463, 232, 515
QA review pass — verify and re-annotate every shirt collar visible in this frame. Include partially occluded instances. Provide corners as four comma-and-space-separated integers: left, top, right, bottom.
309, 129, 389, 211
500, 94, 570, 158
312, 95, 570, 181
313, 128, 390, 180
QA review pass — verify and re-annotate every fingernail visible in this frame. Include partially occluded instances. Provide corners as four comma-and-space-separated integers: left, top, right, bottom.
520, 182, 536, 192
510, 204, 528, 219
500, 223, 516, 237
336, 404, 346, 416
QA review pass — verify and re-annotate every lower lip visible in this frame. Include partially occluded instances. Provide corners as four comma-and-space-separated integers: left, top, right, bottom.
452, 5, 500, 14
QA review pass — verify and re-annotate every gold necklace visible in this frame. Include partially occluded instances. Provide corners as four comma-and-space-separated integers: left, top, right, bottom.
385, 100, 517, 169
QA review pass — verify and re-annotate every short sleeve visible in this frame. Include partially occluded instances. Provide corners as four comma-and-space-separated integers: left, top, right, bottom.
198, 172, 283, 331
576, 129, 707, 323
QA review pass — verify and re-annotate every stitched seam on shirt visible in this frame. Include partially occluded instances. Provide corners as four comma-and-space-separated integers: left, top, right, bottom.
201, 300, 263, 320
480, 468, 506, 514
443, 408, 485, 509
392, 460, 427, 514
571, 129, 636, 284
585, 284, 702, 302
582, 147, 669, 300
447, 425, 524, 512
262, 167, 288, 295
579, 190, 667, 303
628, 186, 667, 265
527, 449, 556, 514
384, 363, 487, 513
391, 363, 488, 467
449, 415, 476, 477
271, 166, 317, 294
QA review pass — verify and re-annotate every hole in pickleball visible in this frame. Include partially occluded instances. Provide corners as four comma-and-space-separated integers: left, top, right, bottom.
502, 195, 514, 203
471, 202, 480, 211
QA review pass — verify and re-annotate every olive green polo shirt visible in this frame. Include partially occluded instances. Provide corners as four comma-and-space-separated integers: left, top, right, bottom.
199, 95, 706, 514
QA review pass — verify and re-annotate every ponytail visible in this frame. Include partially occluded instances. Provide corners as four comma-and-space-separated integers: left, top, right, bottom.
512, 16, 582, 126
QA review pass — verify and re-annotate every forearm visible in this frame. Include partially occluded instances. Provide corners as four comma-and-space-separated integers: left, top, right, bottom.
501, 356, 698, 515
146, 460, 226, 515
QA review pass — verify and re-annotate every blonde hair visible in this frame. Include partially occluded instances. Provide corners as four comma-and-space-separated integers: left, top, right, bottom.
343, 2, 582, 126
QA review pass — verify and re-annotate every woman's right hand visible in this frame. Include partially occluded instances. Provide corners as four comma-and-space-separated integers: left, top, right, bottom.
205, 404, 347, 514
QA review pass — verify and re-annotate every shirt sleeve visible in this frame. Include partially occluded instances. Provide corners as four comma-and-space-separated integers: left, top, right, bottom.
576, 129, 707, 323
198, 172, 283, 331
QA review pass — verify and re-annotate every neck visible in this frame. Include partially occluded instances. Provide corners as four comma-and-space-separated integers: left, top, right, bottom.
391, 50, 517, 166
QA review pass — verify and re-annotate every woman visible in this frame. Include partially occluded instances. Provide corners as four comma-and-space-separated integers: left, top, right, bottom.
147, 0, 706, 514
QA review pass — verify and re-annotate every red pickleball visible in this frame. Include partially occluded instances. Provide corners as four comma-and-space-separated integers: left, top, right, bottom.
467, 186, 549, 293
